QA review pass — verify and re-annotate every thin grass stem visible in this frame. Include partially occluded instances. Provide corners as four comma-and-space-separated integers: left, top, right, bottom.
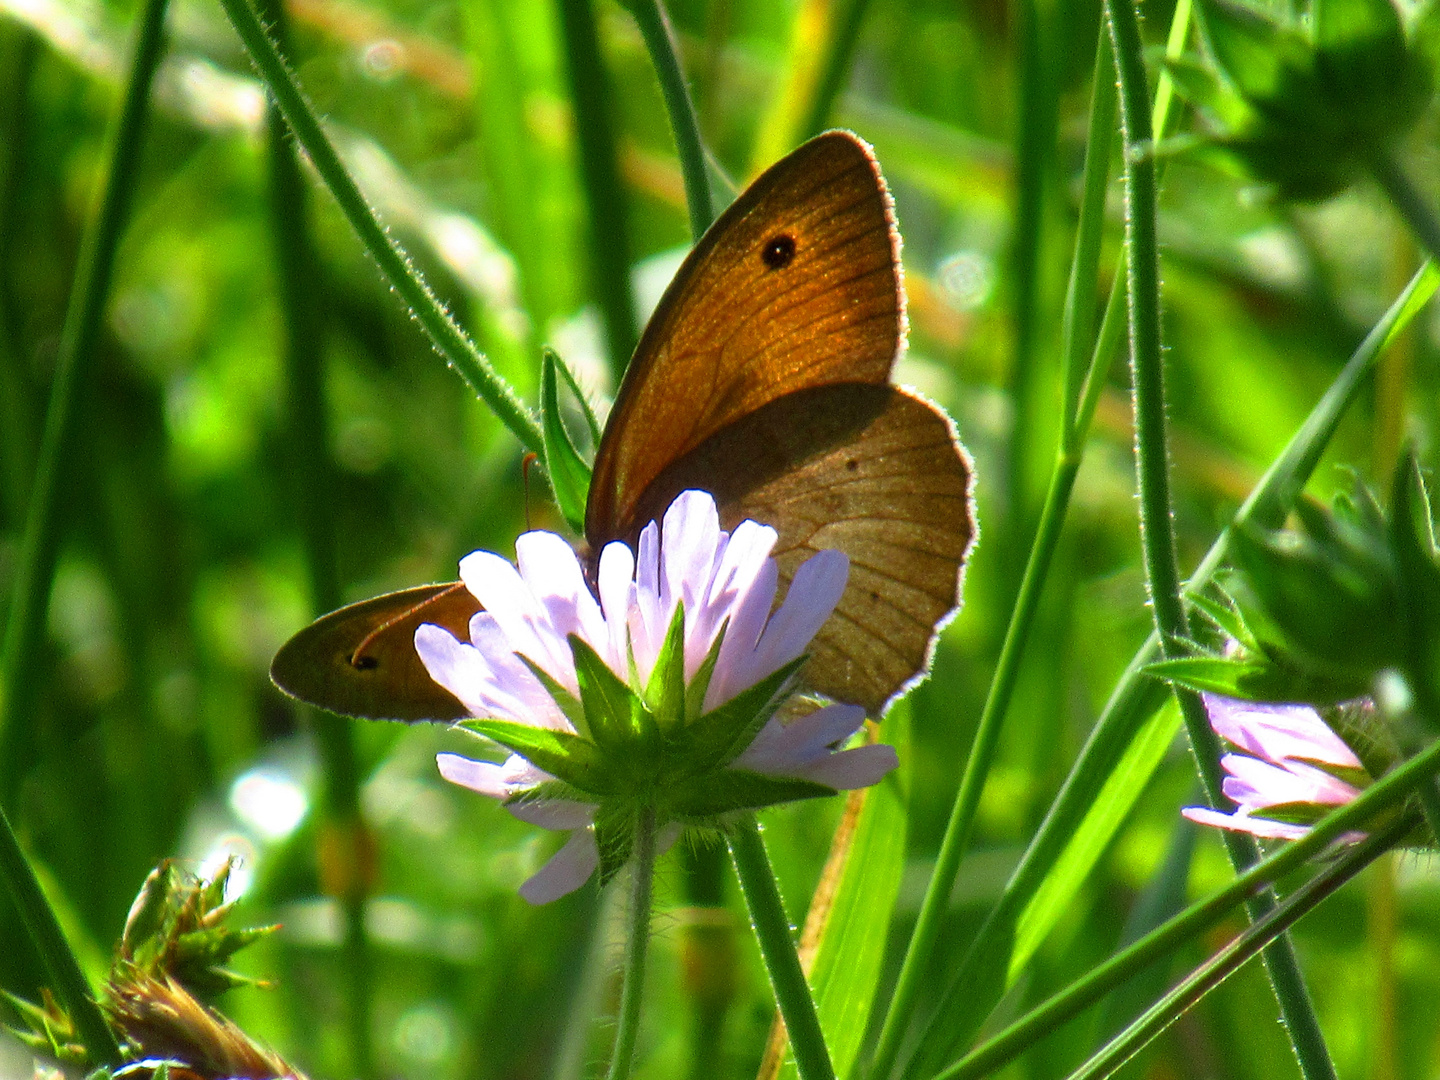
730, 815, 835, 1080
1068, 821, 1407, 1080
1372, 149, 1440, 265
1107, 0, 1336, 1073
867, 32, 1115, 1080
799, 0, 876, 140
930, 734, 1440, 1080
623, 0, 714, 238
0, 0, 169, 795
556, 0, 639, 382
607, 806, 658, 1080
215, 0, 542, 453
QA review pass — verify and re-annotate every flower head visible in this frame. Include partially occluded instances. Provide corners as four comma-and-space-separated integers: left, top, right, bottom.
418, 490, 898, 903
1182, 693, 1367, 841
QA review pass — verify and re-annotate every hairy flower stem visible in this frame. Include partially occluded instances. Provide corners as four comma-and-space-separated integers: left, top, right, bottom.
623, 0, 713, 238
0, 803, 123, 1064
866, 37, 1116, 1080
900, 260, 1437, 1078
1107, 0, 1336, 1076
607, 807, 658, 1080
0, 0, 169, 794
730, 815, 836, 1080
216, 0, 542, 453
931, 729, 1440, 1080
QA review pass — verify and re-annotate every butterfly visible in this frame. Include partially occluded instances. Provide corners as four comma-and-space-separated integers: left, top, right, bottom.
271, 131, 976, 723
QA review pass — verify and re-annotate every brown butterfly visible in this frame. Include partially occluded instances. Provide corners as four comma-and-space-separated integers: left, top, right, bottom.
271, 131, 976, 723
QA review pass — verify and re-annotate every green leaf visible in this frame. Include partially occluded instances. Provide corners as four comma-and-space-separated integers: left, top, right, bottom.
670, 770, 835, 817
461, 719, 615, 796
516, 653, 590, 738
684, 619, 727, 725
1009, 699, 1183, 981
570, 634, 655, 749
1145, 656, 1273, 697
643, 601, 687, 730
550, 344, 601, 445
540, 348, 592, 535
682, 655, 809, 774
777, 702, 911, 1080
1186, 588, 1256, 649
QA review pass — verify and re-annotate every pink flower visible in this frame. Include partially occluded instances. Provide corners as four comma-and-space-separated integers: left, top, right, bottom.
417, 490, 898, 903
1182, 693, 1365, 841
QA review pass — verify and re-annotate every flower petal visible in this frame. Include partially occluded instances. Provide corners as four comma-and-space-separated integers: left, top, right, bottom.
661, 490, 723, 618
507, 798, 596, 830
436, 752, 547, 798
597, 540, 636, 674
747, 549, 849, 681
800, 743, 899, 789
1181, 806, 1313, 841
416, 621, 570, 730
516, 530, 609, 662
460, 548, 575, 694
1201, 694, 1361, 768
519, 829, 599, 905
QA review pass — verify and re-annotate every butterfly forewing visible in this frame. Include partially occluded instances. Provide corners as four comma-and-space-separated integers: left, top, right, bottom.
587, 131, 904, 546
620, 384, 975, 714
270, 583, 480, 722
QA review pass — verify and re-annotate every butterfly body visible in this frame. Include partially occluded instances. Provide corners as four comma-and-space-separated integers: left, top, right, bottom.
272, 131, 975, 723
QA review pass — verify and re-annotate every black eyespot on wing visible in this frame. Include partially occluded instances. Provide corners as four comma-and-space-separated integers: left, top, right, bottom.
762, 234, 797, 270
351, 654, 379, 671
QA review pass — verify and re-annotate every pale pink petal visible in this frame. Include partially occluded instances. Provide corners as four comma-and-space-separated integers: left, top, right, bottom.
1182, 806, 1314, 841
631, 520, 666, 679
799, 744, 899, 789
731, 705, 867, 773
414, 624, 496, 719
417, 621, 568, 730
460, 548, 576, 694
689, 519, 778, 678
742, 549, 849, 687
1221, 754, 1323, 810
706, 559, 780, 710
597, 541, 636, 673
661, 490, 722, 618
519, 829, 599, 904
507, 799, 596, 829
516, 530, 609, 659
1202, 694, 1361, 769
436, 752, 548, 798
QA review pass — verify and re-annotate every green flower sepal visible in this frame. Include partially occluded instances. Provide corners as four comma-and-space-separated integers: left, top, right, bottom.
1164, 0, 1439, 198
463, 608, 836, 886
1150, 457, 1440, 716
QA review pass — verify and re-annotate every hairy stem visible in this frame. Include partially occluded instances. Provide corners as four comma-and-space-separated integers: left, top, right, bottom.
730, 815, 835, 1080
607, 807, 658, 1080
216, 0, 542, 452
624, 0, 714, 238
1107, 0, 1336, 1074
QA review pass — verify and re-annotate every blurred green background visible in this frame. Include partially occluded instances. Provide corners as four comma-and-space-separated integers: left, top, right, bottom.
1, 0, 1439, 1077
